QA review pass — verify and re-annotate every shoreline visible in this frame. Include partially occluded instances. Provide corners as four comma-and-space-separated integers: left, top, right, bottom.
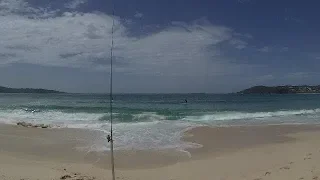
0, 124, 191, 169
2, 123, 320, 179
3, 123, 320, 165
184, 124, 320, 158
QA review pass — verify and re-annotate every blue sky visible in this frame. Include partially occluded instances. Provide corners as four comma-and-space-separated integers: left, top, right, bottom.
0, 0, 319, 93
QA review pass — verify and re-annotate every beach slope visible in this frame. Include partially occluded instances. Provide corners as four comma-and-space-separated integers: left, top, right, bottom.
1, 124, 320, 180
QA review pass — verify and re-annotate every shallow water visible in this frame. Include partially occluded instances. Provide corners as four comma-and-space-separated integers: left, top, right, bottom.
1, 93, 320, 151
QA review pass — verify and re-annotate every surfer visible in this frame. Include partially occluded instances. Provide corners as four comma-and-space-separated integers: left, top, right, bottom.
185, 99, 188, 103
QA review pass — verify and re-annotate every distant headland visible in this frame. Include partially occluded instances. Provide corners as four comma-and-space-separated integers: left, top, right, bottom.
0, 86, 64, 94
238, 85, 320, 94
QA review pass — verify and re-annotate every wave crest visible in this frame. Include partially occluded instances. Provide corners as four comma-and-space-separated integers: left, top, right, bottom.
183, 108, 320, 122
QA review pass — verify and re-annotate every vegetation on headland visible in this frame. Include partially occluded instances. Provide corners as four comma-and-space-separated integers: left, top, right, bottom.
0, 86, 63, 93
238, 85, 320, 94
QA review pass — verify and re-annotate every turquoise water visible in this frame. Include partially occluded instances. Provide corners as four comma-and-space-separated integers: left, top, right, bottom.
1, 93, 320, 151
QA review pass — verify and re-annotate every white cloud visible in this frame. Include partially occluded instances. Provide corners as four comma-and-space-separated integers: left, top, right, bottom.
0, 0, 30, 14
0, 0, 58, 18
134, 11, 143, 18
0, 0, 254, 78
229, 39, 248, 49
258, 46, 270, 53
65, 0, 87, 9
284, 8, 304, 24
285, 17, 304, 24
234, 33, 253, 39
243, 33, 253, 39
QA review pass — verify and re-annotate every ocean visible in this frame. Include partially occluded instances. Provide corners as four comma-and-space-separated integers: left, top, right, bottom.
1, 93, 320, 151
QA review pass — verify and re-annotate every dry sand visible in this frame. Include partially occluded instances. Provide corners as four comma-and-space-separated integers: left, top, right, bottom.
1, 124, 320, 180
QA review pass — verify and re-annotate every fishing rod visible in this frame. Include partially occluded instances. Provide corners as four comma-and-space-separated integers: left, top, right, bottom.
107, 0, 116, 180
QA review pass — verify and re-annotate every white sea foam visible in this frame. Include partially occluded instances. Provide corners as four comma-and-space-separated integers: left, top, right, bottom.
132, 112, 166, 121
0, 109, 200, 151
91, 120, 201, 151
0, 109, 105, 123
183, 109, 320, 122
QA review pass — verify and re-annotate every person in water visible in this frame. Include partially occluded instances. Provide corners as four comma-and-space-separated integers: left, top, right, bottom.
185, 99, 188, 103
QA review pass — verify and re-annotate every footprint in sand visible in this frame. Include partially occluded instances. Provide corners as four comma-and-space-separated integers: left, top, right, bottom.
253, 178, 262, 180
313, 176, 318, 180
299, 177, 304, 180
60, 174, 96, 180
304, 153, 312, 160
60, 175, 72, 179
265, 171, 271, 176
279, 166, 290, 170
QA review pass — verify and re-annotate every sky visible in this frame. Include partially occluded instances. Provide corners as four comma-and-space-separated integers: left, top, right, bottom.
0, 0, 320, 93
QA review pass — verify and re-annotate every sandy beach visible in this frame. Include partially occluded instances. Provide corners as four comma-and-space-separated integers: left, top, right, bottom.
2, 124, 320, 180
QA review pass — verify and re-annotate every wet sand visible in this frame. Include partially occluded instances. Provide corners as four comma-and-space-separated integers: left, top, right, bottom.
1, 123, 320, 180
